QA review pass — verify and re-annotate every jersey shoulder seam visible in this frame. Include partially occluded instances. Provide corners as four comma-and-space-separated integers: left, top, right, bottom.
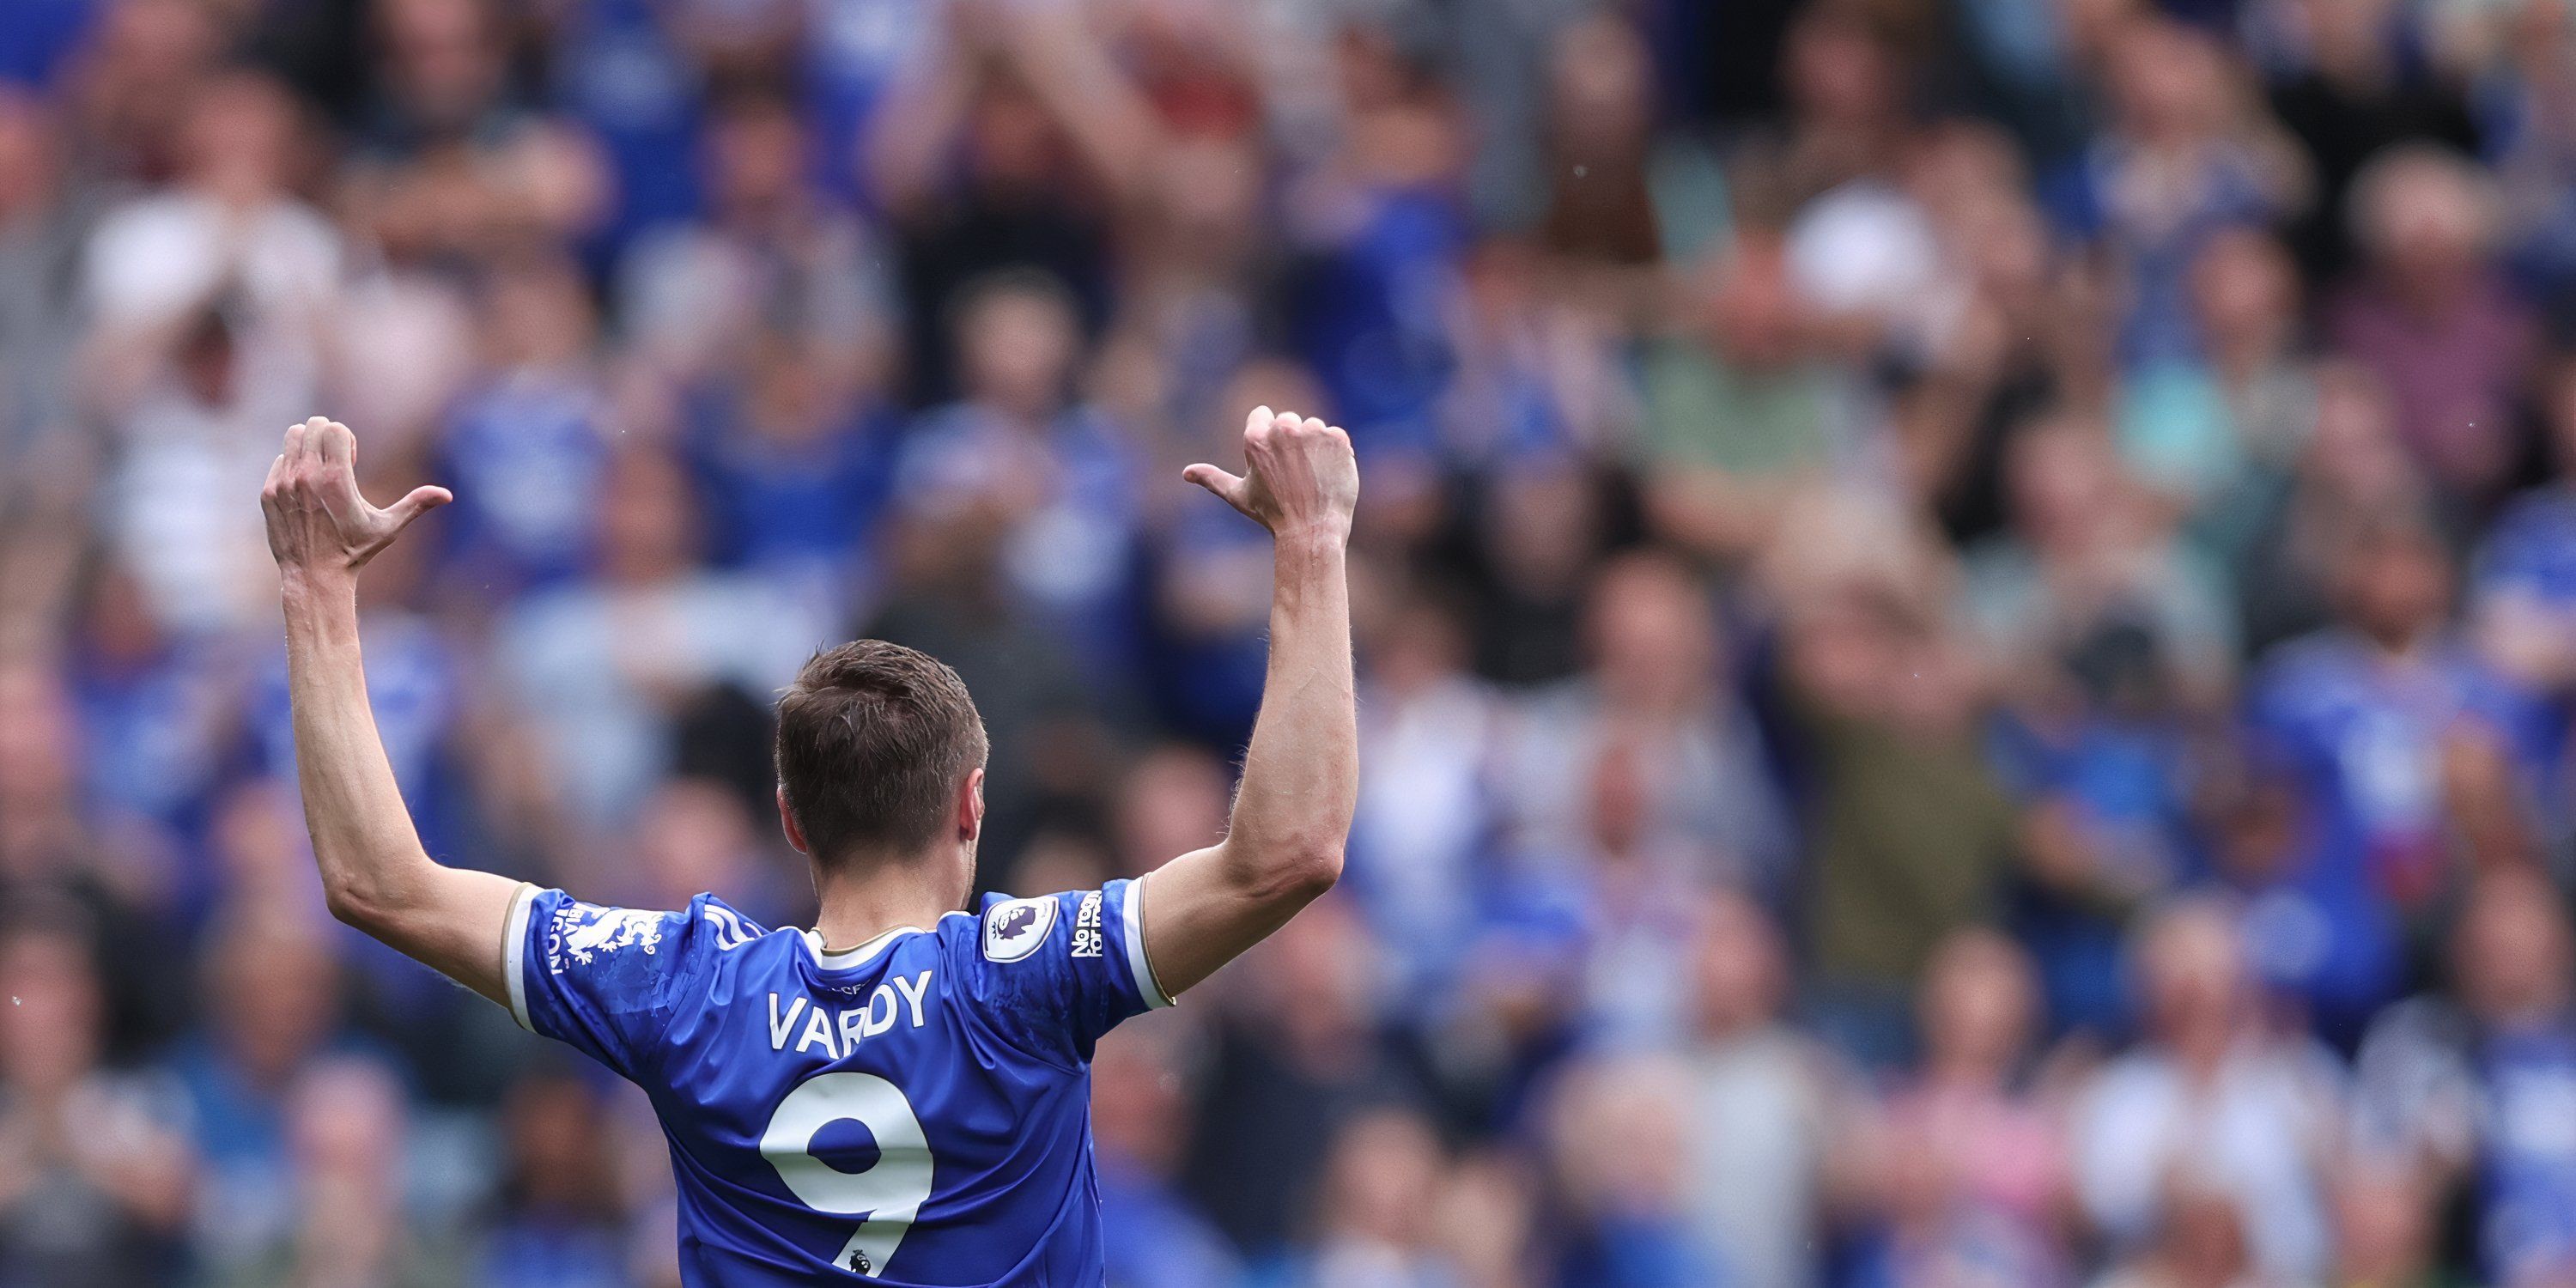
634, 896, 739, 1082
944, 905, 1083, 1076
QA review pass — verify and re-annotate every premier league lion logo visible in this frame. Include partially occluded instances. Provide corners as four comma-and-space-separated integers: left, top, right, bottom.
981, 897, 1055, 963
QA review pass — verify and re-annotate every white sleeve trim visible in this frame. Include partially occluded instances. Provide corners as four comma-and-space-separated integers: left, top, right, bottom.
1121, 877, 1175, 1010
502, 883, 538, 1032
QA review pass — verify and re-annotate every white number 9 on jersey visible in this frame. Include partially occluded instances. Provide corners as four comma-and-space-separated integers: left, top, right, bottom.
761, 1073, 935, 1277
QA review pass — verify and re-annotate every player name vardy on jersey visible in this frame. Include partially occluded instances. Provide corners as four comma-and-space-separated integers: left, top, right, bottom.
765, 973, 934, 1061
505, 878, 1172, 1285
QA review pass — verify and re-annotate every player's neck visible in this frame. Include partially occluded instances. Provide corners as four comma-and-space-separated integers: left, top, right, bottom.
810, 855, 961, 952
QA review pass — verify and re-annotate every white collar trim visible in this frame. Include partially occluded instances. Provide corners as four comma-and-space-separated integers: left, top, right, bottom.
801, 925, 921, 970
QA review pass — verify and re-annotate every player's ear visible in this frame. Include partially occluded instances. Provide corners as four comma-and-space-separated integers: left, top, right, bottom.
957, 767, 986, 843
776, 786, 810, 856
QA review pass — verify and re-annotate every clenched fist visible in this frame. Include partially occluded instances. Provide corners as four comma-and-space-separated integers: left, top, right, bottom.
260, 416, 451, 584
1184, 406, 1360, 544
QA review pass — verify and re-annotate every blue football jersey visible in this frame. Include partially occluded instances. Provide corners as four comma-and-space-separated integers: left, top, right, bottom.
501, 878, 1174, 1286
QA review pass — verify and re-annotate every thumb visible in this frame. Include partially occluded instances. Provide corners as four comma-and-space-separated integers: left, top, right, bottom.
1182, 464, 1254, 517
387, 485, 453, 530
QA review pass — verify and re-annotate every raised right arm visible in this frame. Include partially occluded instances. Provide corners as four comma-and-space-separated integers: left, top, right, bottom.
1136, 407, 1361, 997
263, 416, 523, 1006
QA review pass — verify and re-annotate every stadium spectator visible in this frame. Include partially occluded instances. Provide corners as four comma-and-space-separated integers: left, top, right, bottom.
209, 1054, 457, 1287
1093, 1025, 1242, 1288
496, 445, 824, 827
1182, 897, 1409, 1261
1640, 235, 1850, 562
2053, 14, 2308, 371
2328, 144, 2540, 505
896, 269, 1145, 684
2071, 898, 2344, 1283
2227, 360, 2429, 655
1676, 890, 1854, 1288
868, 0, 1155, 403
1849, 929, 2075, 1286
1291, 1105, 1460, 1288
1493, 551, 1790, 916
0, 913, 190, 1285
680, 328, 899, 619
1347, 586, 1500, 1005
1547, 1051, 1714, 1286
2241, 510, 2550, 1036
2117, 226, 2314, 538
1766, 489, 2021, 1062
171, 903, 351, 1272
2257, 0, 2481, 288
2352, 866, 2576, 1285
466, 1068, 636, 1288
618, 90, 891, 389
1960, 414, 2239, 707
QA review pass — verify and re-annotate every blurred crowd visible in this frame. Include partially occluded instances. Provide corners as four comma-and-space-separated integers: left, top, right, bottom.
16, 0, 2576, 1285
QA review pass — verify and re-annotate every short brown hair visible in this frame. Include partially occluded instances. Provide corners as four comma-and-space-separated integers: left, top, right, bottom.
775, 641, 988, 866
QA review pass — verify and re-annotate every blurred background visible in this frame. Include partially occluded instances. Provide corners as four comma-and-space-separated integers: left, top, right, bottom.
12, 0, 2576, 1284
